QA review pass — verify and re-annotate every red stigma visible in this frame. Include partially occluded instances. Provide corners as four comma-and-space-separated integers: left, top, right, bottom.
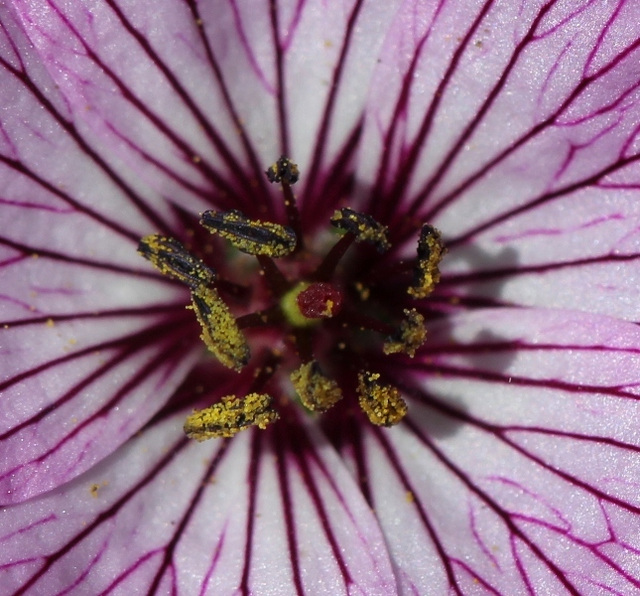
297, 282, 343, 319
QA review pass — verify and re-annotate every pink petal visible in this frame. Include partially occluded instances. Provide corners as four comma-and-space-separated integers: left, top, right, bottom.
0, 7, 198, 502
0, 412, 396, 594
334, 308, 640, 593
356, 1, 640, 318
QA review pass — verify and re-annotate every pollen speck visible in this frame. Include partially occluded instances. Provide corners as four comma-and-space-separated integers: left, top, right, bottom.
46, 318, 55, 328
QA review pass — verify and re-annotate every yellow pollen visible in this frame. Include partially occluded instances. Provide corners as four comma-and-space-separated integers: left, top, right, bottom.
330, 208, 390, 252
184, 393, 279, 440
357, 371, 407, 426
290, 361, 343, 412
200, 209, 296, 257
189, 286, 250, 371
408, 225, 445, 299
383, 308, 427, 357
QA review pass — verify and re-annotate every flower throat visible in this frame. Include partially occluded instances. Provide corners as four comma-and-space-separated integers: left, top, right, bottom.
138, 157, 444, 440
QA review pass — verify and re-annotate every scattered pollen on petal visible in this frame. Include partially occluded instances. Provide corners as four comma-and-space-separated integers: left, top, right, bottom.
408, 225, 445, 299
183, 393, 279, 440
383, 308, 427, 357
357, 371, 407, 427
290, 360, 343, 412
330, 208, 390, 253
200, 209, 297, 257
266, 156, 300, 185
189, 286, 250, 371
138, 234, 216, 288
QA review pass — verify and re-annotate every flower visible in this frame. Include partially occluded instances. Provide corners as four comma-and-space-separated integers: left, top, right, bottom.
1, 0, 640, 594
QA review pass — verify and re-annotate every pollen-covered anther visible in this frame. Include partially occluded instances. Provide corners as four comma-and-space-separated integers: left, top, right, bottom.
383, 308, 427, 357
266, 156, 300, 185
190, 285, 250, 371
183, 393, 279, 440
357, 371, 407, 427
330, 208, 390, 253
290, 361, 343, 412
408, 224, 445, 299
138, 234, 215, 288
200, 209, 297, 257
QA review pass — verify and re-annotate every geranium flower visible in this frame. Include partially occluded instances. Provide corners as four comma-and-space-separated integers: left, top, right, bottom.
2, 0, 640, 593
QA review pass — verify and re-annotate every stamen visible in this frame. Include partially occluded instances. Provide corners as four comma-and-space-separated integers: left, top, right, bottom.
357, 371, 407, 426
190, 285, 250, 371
408, 224, 445, 299
183, 393, 279, 440
290, 361, 343, 412
200, 209, 297, 258
383, 308, 427, 357
313, 232, 356, 281
138, 234, 215, 288
330, 208, 390, 253
266, 156, 302, 251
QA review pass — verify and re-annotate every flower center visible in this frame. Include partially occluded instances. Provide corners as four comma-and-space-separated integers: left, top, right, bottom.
138, 157, 445, 440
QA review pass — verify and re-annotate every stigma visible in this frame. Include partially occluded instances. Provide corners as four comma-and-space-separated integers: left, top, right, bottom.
138, 157, 445, 439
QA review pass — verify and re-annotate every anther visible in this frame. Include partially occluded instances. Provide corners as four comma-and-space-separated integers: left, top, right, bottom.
183, 393, 279, 440
357, 371, 407, 426
266, 156, 300, 185
190, 285, 250, 371
330, 208, 390, 253
200, 209, 297, 258
408, 224, 445, 299
138, 234, 215, 288
290, 361, 343, 412
383, 308, 427, 357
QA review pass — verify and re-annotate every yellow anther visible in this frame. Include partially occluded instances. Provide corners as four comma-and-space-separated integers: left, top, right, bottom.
408, 225, 445, 299
383, 308, 427, 357
330, 208, 390, 253
183, 393, 279, 440
357, 371, 407, 427
190, 286, 250, 371
200, 209, 296, 257
266, 156, 300, 185
290, 361, 343, 412
138, 234, 215, 288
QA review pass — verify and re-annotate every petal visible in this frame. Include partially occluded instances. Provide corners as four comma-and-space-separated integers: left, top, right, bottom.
354, 1, 640, 318
0, 8, 198, 502
334, 308, 640, 594
0, 412, 396, 595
